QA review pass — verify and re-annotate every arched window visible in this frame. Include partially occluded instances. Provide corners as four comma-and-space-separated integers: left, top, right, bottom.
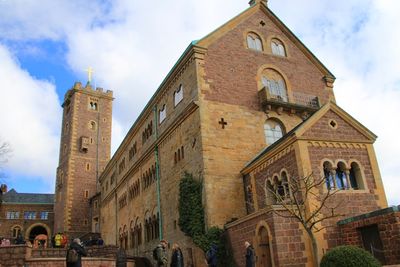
281, 171, 290, 200
264, 119, 284, 145
247, 32, 263, 51
349, 162, 364, 190
271, 38, 286, 57
12, 226, 22, 238
261, 69, 288, 102
336, 162, 348, 190
323, 161, 334, 190
174, 84, 184, 106
266, 180, 276, 205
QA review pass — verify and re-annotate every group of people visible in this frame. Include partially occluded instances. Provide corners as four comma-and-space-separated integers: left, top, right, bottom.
152, 239, 257, 267
153, 239, 184, 267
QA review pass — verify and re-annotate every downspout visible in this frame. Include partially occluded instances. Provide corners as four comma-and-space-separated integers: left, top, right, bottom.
154, 105, 163, 240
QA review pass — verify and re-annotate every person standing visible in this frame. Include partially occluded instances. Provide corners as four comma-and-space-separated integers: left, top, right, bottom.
170, 243, 184, 267
66, 238, 87, 267
154, 239, 168, 266
244, 241, 256, 267
205, 243, 218, 267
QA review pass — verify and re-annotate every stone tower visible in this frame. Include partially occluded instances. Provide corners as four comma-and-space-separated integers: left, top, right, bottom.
54, 82, 113, 237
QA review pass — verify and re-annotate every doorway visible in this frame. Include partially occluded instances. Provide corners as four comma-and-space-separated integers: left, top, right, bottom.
359, 224, 386, 264
257, 226, 273, 267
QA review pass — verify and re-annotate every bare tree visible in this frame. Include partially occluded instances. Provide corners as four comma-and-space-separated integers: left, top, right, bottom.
257, 173, 343, 267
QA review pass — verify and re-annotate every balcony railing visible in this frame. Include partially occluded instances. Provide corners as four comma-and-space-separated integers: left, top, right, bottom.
258, 87, 320, 113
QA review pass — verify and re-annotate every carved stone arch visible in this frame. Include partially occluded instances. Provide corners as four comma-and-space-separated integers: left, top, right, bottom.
279, 168, 290, 179
348, 159, 368, 190
256, 64, 293, 100
254, 220, 275, 267
265, 34, 290, 58
334, 159, 349, 170
25, 223, 51, 241
243, 29, 266, 51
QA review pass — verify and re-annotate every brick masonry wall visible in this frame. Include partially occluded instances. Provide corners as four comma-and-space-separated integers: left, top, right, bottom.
339, 210, 400, 265
0, 203, 54, 241
0, 245, 134, 267
202, 8, 331, 110
55, 84, 113, 236
253, 149, 299, 209
226, 210, 307, 267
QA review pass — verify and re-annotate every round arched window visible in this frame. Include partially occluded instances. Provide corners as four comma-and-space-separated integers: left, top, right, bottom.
264, 119, 284, 145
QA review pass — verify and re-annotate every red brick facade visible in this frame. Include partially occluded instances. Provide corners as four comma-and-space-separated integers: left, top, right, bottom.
54, 82, 113, 237
338, 206, 400, 265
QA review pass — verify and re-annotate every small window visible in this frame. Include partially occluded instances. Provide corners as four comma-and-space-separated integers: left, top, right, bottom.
24, 211, 36, 220
40, 211, 49, 220
174, 85, 184, 106
159, 104, 167, 124
89, 121, 97, 131
264, 119, 284, 145
84, 190, 89, 198
271, 39, 286, 57
247, 32, 263, 51
6, 211, 20, 219
349, 162, 364, 190
89, 101, 98, 111
86, 163, 90, 171
336, 162, 348, 190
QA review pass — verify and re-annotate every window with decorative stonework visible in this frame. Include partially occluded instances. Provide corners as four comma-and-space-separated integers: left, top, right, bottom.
247, 32, 263, 51
89, 98, 99, 111
142, 121, 153, 144
271, 38, 286, 57
24, 211, 36, 220
323, 160, 365, 191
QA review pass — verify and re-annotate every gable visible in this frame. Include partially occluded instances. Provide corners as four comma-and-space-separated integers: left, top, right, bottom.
198, 4, 333, 110
301, 110, 372, 143
197, 3, 334, 79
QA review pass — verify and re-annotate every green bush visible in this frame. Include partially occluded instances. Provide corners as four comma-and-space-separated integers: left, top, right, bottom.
320, 245, 381, 267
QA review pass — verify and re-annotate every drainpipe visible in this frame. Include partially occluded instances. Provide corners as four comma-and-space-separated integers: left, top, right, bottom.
154, 105, 163, 240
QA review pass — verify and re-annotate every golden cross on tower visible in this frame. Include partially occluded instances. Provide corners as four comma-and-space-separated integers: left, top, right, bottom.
84, 66, 95, 83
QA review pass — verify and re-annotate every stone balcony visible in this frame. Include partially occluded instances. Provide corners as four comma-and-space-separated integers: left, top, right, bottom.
258, 86, 320, 116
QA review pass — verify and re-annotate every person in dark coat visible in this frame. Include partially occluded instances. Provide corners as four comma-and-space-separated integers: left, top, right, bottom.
244, 241, 256, 267
205, 243, 218, 267
170, 243, 184, 267
66, 238, 87, 267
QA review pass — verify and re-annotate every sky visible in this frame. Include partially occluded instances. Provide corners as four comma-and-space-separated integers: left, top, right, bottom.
0, 0, 399, 205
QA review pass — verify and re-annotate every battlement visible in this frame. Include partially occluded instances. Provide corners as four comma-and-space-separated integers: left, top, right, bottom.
62, 81, 113, 106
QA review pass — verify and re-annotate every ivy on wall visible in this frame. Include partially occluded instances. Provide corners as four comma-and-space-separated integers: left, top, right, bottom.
178, 172, 236, 266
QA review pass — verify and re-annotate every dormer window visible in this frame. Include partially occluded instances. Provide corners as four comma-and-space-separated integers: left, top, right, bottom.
247, 32, 263, 51
271, 38, 286, 57
174, 84, 183, 106
159, 104, 166, 124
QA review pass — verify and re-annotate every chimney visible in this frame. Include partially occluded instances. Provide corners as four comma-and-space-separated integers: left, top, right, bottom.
0, 184, 7, 194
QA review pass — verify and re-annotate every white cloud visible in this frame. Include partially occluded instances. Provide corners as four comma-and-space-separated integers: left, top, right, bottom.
0, 44, 61, 188
0, 0, 398, 205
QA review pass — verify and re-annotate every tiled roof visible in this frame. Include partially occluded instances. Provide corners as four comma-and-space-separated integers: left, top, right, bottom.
1, 189, 54, 204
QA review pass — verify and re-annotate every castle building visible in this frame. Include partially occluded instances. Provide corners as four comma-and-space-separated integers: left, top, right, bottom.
53, 82, 113, 237
51, 1, 391, 266
0, 185, 54, 244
